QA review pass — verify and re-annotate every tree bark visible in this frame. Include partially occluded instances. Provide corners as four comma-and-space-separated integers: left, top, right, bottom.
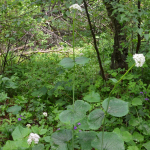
103, 0, 128, 70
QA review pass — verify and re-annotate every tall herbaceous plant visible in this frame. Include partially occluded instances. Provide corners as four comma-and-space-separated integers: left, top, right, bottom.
21, 4, 145, 150
51, 4, 146, 150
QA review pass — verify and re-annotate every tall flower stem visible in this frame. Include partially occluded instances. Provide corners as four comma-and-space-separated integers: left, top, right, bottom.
101, 63, 135, 150
72, 12, 76, 150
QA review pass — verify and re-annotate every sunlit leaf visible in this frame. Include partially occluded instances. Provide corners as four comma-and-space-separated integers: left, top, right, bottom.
84, 91, 100, 102
77, 131, 96, 150
102, 97, 129, 117
91, 132, 125, 150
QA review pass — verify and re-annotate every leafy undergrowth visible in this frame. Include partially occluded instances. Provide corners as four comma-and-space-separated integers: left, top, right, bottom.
1, 48, 150, 150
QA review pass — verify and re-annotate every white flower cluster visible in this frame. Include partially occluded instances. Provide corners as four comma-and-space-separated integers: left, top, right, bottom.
26, 124, 31, 127
43, 112, 47, 117
133, 54, 145, 67
69, 4, 82, 12
27, 133, 40, 145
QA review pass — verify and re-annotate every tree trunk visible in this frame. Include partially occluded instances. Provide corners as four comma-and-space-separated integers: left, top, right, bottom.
103, 0, 128, 70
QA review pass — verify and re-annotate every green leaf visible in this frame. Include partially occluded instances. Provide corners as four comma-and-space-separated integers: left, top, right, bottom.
88, 109, 104, 130
78, 117, 90, 130
91, 132, 125, 150
102, 97, 129, 117
59, 100, 91, 125
31, 126, 39, 134
132, 98, 142, 106
109, 78, 118, 83
2, 140, 18, 150
143, 141, 150, 150
83, 91, 100, 103
113, 128, 132, 142
75, 57, 89, 65
44, 136, 51, 142
137, 28, 143, 36
127, 146, 139, 150
32, 144, 44, 150
77, 131, 96, 150
14, 138, 29, 148
12, 125, 31, 140
122, 131, 132, 142
129, 117, 141, 126
7, 105, 21, 114
39, 129, 47, 135
0, 92, 8, 102
138, 123, 150, 135
51, 129, 72, 146
144, 34, 149, 41
59, 58, 74, 69
31, 86, 47, 97
133, 132, 144, 142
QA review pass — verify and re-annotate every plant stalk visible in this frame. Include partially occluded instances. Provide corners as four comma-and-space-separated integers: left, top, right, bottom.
101, 63, 135, 150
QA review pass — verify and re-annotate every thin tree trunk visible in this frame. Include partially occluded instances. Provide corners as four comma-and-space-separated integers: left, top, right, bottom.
83, 0, 106, 81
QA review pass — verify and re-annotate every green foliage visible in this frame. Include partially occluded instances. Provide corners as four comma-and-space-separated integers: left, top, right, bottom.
83, 91, 101, 102
91, 132, 125, 150
59, 100, 91, 125
1, 0, 150, 149
102, 97, 129, 117
88, 109, 104, 129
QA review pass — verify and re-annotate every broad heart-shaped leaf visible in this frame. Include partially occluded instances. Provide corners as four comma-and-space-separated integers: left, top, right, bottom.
51, 129, 72, 146
102, 97, 129, 117
132, 98, 142, 106
88, 109, 104, 130
83, 91, 100, 103
12, 125, 31, 140
32, 144, 44, 150
75, 57, 89, 65
91, 132, 125, 150
7, 105, 21, 114
59, 100, 91, 125
143, 141, 150, 150
59, 58, 74, 69
77, 131, 96, 150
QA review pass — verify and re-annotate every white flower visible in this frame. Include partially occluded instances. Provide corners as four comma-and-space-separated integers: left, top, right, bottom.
27, 138, 32, 145
69, 4, 82, 12
133, 54, 145, 67
26, 124, 31, 127
43, 112, 47, 117
27, 133, 40, 145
